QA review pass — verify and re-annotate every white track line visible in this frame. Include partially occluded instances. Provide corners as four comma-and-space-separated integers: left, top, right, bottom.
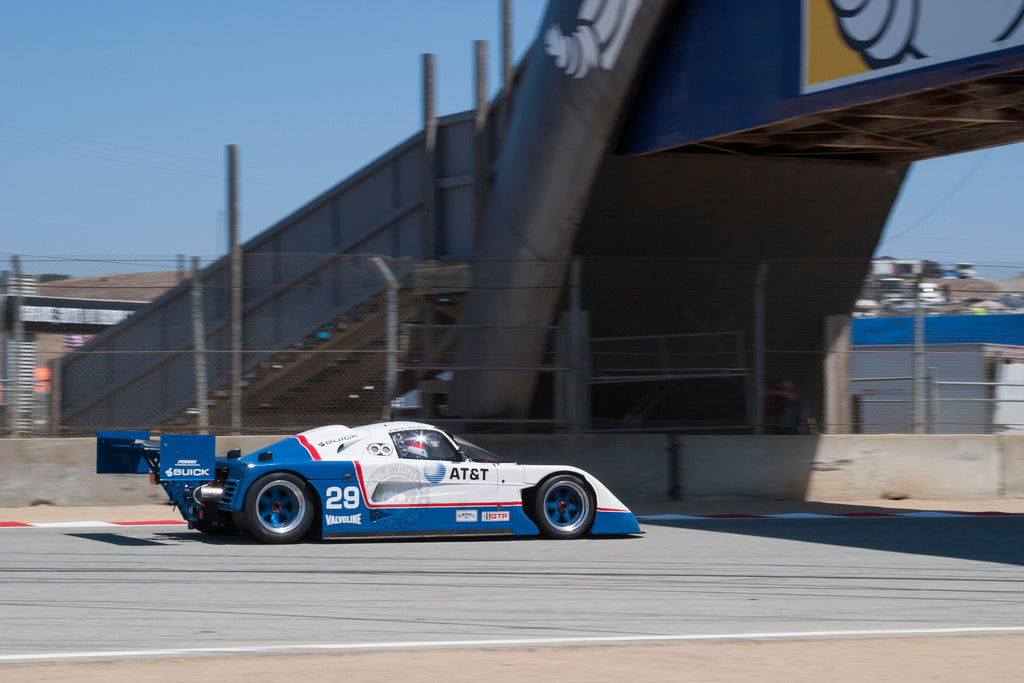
4, 626, 1024, 662
1, 521, 185, 529
29, 521, 119, 528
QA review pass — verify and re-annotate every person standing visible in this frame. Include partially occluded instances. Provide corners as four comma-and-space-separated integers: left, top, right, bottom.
767, 379, 809, 434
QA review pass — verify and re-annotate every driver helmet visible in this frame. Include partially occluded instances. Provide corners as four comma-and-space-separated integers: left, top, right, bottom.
403, 436, 430, 458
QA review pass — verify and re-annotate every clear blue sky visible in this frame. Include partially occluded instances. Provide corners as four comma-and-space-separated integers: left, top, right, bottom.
2, 0, 1022, 279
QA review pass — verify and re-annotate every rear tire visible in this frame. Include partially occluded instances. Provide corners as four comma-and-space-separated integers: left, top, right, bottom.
241, 473, 314, 544
533, 474, 595, 539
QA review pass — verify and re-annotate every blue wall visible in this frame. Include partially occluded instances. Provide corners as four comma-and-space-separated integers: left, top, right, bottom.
852, 315, 1024, 346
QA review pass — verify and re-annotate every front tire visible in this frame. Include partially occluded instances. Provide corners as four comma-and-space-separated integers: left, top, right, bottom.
533, 474, 595, 539
241, 473, 314, 544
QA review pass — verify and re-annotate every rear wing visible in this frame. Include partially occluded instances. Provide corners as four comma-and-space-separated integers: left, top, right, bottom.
96, 431, 219, 527
97, 431, 215, 481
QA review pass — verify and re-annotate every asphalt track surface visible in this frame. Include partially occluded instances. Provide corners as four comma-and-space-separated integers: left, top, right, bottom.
3, 515, 1024, 666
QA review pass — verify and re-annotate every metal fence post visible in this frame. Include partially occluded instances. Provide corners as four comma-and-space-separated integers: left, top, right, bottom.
191, 256, 209, 434
666, 434, 682, 500
48, 358, 61, 436
568, 258, 585, 433
752, 263, 769, 434
913, 289, 925, 433
372, 257, 399, 421
926, 366, 938, 433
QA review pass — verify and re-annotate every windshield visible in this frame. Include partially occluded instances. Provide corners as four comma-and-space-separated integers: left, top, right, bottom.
390, 429, 459, 461
453, 436, 506, 463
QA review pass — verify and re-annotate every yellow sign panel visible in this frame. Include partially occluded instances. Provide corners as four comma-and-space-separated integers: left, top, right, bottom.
804, 0, 870, 87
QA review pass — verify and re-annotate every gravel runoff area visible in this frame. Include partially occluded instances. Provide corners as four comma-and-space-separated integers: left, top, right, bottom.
4, 497, 1023, 682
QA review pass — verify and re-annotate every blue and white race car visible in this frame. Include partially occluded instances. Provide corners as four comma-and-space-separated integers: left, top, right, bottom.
97, 421, 640, 543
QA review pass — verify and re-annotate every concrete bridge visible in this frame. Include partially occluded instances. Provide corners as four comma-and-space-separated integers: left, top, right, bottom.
50, 0, 1024, 435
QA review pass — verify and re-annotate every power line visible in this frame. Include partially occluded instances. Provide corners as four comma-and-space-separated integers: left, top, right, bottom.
879, 150, 993, 246
0, 125, 339, 185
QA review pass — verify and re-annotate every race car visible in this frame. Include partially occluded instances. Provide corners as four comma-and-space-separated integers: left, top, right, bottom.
96, 421, 641, 543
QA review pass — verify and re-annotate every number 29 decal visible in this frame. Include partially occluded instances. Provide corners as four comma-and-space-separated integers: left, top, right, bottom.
325, 485, 361, 510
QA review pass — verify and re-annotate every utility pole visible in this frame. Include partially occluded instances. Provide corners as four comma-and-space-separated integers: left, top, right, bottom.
501, 0, 512, 88
421, 54, 437, 418
227, 144, 242, 435
422, 54, 437, 261
473, 39, 488, 247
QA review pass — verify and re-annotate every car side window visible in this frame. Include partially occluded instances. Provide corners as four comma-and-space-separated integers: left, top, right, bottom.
392, 429, 459, 461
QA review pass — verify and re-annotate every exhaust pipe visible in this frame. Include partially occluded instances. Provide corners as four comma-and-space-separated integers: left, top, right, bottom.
193, 484, 223, 505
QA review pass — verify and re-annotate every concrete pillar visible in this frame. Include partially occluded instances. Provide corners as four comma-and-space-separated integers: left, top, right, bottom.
824, 314, 852, 433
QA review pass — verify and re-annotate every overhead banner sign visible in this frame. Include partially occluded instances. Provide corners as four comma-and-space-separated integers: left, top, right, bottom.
803, 0, 1024, 93
2, 295, 145, 334
621, 0, 1024, 155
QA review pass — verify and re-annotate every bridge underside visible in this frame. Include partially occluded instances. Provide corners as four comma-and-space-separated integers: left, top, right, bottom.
566, 154, 907, 430
664, 68, 1024, 164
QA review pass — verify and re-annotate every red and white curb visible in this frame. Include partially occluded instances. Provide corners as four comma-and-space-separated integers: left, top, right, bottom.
0, 519, 186, 529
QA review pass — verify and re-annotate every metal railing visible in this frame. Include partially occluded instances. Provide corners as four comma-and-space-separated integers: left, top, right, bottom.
852, 371, 1024, 433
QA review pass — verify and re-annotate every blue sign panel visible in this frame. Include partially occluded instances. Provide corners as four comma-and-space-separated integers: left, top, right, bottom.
159, 434, 215, 481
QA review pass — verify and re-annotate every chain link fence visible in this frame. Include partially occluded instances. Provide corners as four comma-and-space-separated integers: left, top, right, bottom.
2, 254, 411, 436
3, 255, 1023, 437
840, 262, 1024, 433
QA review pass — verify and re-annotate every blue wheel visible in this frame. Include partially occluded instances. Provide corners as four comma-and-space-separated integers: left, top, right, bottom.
242, 473, 313, 543
534, 474, 595, 539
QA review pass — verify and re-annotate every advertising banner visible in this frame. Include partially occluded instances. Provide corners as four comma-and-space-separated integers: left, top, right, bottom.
804, 0, 1024, 93
622, 0, 1024, 154
2, 295, 144, 334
